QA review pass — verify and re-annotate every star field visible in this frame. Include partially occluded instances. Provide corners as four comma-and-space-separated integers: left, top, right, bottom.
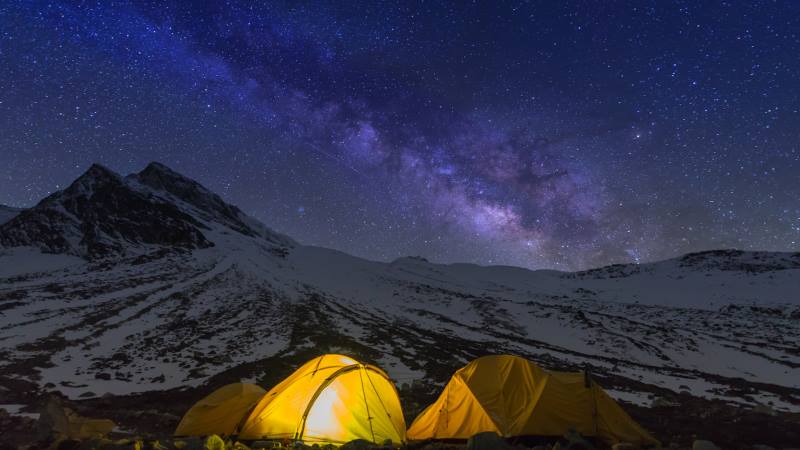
1, 1, 799, 270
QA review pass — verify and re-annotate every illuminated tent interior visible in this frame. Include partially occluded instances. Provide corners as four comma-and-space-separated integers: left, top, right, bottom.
407, 355, 659, 446
175, 383, 266, 437
236, 354, 406, 445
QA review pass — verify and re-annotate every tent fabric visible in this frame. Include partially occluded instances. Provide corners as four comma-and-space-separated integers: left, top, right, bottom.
407, 355, 659, 446
40, 398, 117, 440
175, 383, 266, 437
237, 354, 406, 445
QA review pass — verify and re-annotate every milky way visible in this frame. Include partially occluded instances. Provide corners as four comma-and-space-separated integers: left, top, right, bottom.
1, 1, 799, 269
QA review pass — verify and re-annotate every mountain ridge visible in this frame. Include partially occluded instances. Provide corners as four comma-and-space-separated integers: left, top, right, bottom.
2, 163, 796, 274
0, 163, 294, 260
0, 204, 23, 225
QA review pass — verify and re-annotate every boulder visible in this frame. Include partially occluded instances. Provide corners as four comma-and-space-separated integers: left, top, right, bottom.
752, 446, 776, 450
466, 431, 511, 450
692, 441, 720, 450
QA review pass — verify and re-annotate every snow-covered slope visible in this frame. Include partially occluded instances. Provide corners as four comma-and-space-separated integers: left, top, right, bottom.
0, 163, 798, 419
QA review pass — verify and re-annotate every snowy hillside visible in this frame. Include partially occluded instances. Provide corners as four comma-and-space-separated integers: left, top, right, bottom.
0, 163, 798, 423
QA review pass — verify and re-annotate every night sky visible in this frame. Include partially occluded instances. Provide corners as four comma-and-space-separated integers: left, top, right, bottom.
1, 1, 799, 270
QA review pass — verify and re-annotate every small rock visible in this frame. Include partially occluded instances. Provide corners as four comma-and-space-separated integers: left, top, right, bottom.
204, 435, 225, 450
563, 430, 593, 450
466, 431, 510, 450
175, 438, 203, 450
753, 446, 776, 450
339, 440, 375, 450
692, 441, 720, 450
150, 440, 171, 450
752, 404, 777, 416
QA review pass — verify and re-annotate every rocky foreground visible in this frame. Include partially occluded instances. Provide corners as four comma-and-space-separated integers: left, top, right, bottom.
1, 392, 799, 450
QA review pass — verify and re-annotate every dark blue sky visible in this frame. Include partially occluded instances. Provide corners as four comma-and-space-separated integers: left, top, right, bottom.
1, 1, 798, 269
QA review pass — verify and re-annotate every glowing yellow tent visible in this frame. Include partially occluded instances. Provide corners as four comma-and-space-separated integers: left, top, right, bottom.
175, 383, 266, 437
407, 355, 659, 446
238, 354, 406, 445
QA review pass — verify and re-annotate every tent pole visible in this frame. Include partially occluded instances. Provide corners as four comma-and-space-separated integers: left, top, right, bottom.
358, 366, 377, 443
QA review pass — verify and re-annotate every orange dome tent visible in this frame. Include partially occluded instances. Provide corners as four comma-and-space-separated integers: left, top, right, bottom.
175, 383, 266, 437
175, 355, 406, 445
238, 354, 406, 445
407, 355, 659, 446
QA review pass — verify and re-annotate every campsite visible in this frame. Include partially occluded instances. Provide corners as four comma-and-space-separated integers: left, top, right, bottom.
0, 163, 798, 449
2, 2, 800, 449
1, 163, 798, 449
2, 353, 798, 450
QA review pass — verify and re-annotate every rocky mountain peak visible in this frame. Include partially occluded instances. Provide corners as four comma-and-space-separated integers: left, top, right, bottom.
0, 163, 214, 259
133, 162, 256, 237
86, 162, 118, 178
136, 162, 196, 188
74, 163, 120, 186
46, 163, 122, 203
0, 162, 297, 259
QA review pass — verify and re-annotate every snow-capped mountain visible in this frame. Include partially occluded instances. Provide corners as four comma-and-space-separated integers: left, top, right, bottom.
0, 164, 798, 439
0, 163, 292, 260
